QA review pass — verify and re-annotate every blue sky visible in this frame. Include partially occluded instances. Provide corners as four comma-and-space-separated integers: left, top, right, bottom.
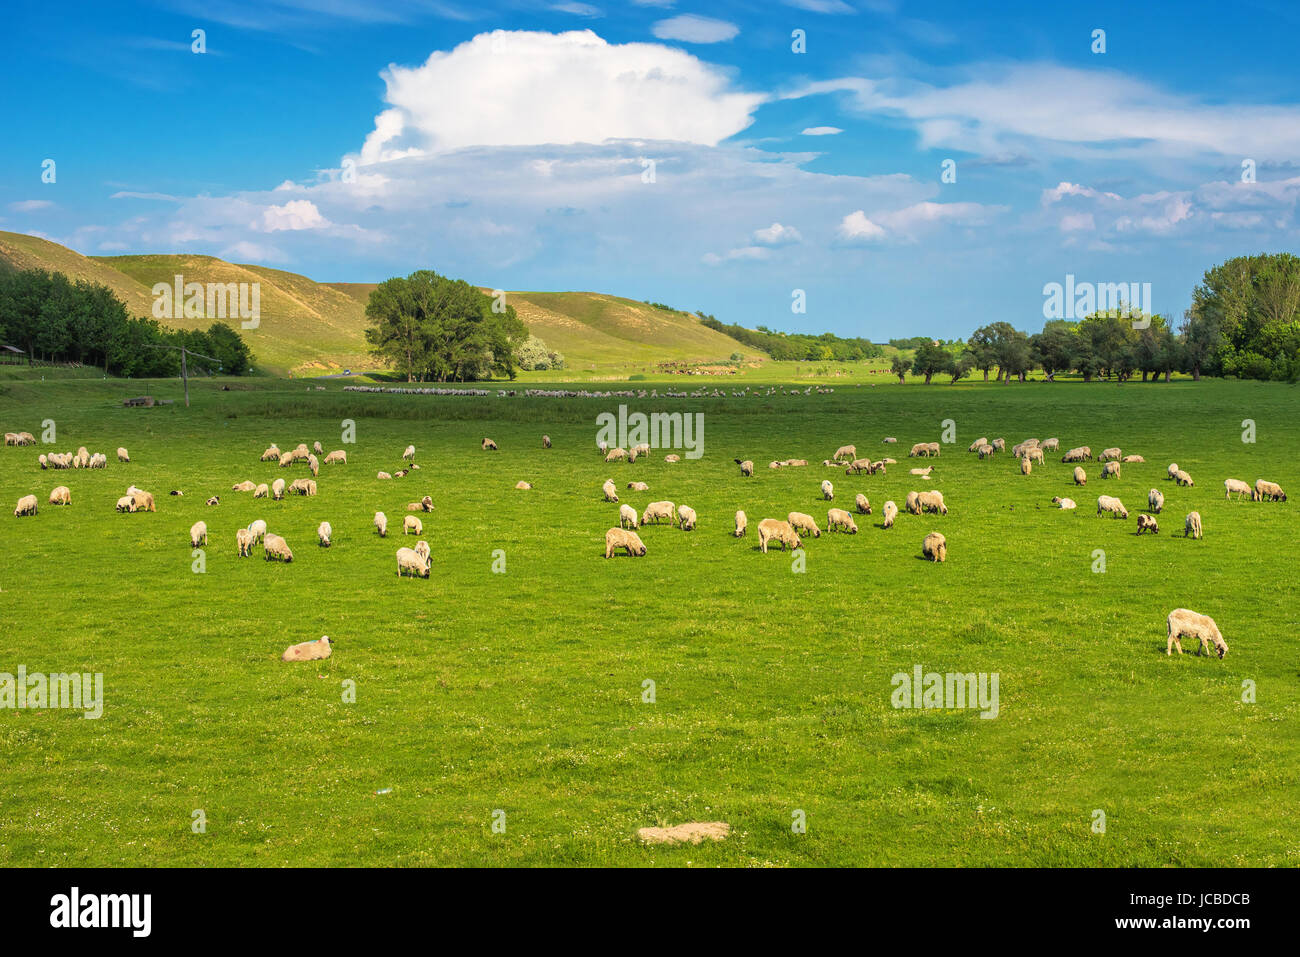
3, 0, 1299, 341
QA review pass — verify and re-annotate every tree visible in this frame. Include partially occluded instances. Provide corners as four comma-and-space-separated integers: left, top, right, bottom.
966, 326, 998, 381
890, 354, 910, 384
948, 351, 974, 383
1030, 322, 1074, 381
911, 340, 949, 384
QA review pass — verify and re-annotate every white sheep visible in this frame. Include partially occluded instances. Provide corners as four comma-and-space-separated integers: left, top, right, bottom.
404, 515, 423, 536
318, 521, 332, 547
619, 503, 639, 529
414, 540, 430, 562
821, 479, 834, 500
48, 486, 71, 505
905, 491, 922, 515
627, 481, 649, 492
1174, 469, 1194, 487
396, 546, 431, 577
603, 479, 619, 503
1166, 609, 1227, 658
882, 500, 898, 528
641, 501, 676, 526
118, 447, 133, 462
1185, 511, 1203, 540
1147, 488, 1164, 513
967, 437, 989, 453
115, 495, 136, 513
757, 518, 801, 553
1051, 496, 1077, 509
676, 505, 697, 531
918, 490, 947, 514
1097, 495, 1128, 519
272, 478, 286, 500
515, 481, 532, 490
1224, 478, 1252, 501
1102, 461, 1121, 479
1020, 456, 1032, 476
664, 454, 681, 463
1122, 454, 1145, 463
263, 533, 293, 562
14, 494, 38, 517
1166, 463, 1180, 480
922, 531, 947, 562
190, 520, 208, 546
482, 437, 498, 451
324, 450, 347, 465
1253, 479, 1286, 502
827, 508, 858, 533
231, 480, 257, 492
833, 444, 857, 461
1073, 466, 1087, 486
787, 511, 821, 538
247, 519, 267, 543
260, 445, 280, 462
377, 471, 392, 480
604, 527, 647, 557
236, 527, 254, 557
735, 459, 754, 476
1041, 438, 1060, 452
734, 510, 747, 537
1099, 447, 1122, 462
403, 445, 416, 461
605, 447, 627, 463
254, 483, 269, 499
854, 493, 871, 514
374, 512, 388, 537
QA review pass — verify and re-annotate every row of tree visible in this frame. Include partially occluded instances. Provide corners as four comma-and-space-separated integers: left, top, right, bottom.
0, 268, 252, 376
696, 312, 884, 361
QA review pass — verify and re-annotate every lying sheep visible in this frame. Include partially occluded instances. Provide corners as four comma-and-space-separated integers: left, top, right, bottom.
1166, 463, 1180, 481
1099, 447, 1122, 462
922, 531, 947, 562
1122, 454, 1145, 463
404, 515, 423, 536
1253, 479, 1286, 502
263, 533, 293, 562
833, 444, 857, 461
374, 512, 388, 537
190, 521, 208, 546
642, 501, 676, 526
1224, 478, 1252, 501
170, 490, 183, 496
821, 479, 834, 500
1136, 514, 1159, 534
883, 436, 898, 444
1097, 495, 1128, 519
627, 481, 649, 492
1174, 469, 1194, 487
854, 493, 871, 514
1020, 456, 1032, 476
1148, 488, 1164, 513
665, 454, 682, 463
236, 527, 254, 557
48, 486, 71, 505
482, 437, 498, 451
260, 446, 280, 462
604, 527, 647, 558
248, 519, 267, 543
735, 459, 754, 477
910, 467, 932, 478
1185, 511, 1203, 540
605, 448, 627, 463
882, 501, 898, 528
620, 504, 639, 529
377, 471, 392, 480
318, 521, 331, 547
787, 511, 821, 538
254, 483, 269, 499
115, 495, 136, 513
323, 450, 347, 465
757, 518, 802, 553
515, 481, 532, 490
676, 505, 698, 531
827, 508, 858, 533
231, 480, 256, 492
403, 495, 434, 512
918, 490, 947, 515
603, 479, 619, 503
1051, 496, 1077, 509
1102, 461, 1121, 479
1166, 609, 1227, 658
14, 494, 38, 517
205, 496, 220, 506
734, 510, 747, 537
905, 491, 922, 515
1073, 466, 1087, 486
396, 546, 431, 578
272, 478, 286, 500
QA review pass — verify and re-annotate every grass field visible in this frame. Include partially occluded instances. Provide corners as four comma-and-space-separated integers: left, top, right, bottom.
1, 375, 1296, 866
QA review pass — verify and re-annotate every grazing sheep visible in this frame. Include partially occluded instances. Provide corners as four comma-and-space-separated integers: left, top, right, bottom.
1041, 438, 1060, 452
260, 445, 280, 462
377, 471, 392, 480
74, 447, 89, 469
131, 491, 156, 512
404, 515, 423, 536
631, 443, 650, 459
1166, 609, 1227, 658
821, 479, 834, 500
323, 450, 347, 465
757, 518, 802, 553
247, 519, 267, 543
396, 546, 431, 578
909, 442, 940, 458
1099, 447, 1122, 462
1027, 447, 1045, 465
313, 441, 323, 455
827, 508, 858, 533
977, 444, 995, 459
278, 452, 294, 468
1166, 463, 1180, 481
598, 440, 608, 456
294, 444, 308, 457
254, 483, 269, 499
603, 479, 619, 503
1253, 479, 1287, 502
854, 493, 872, 514
922, 531, 947, 562
115, 495, 136, 513
38, 454, 47, 469
236, 527, 254, 557
1185, 511, 1203, 540
1020, 456, 1032, 476
271, 478, 286, 500
205, 496, 220, 506
619, 503, 639, 529
482, 437, 498, 451
665, 454, 682, 463
1051, 496, 1077, 510
918, 490, 947, 515
1224, 478, 1252, 501
1073, 467, 1087, 486
1122, 455, 1145, 463
905, 491, 922, 515
231, 480, 257, 492
190, 521, 208, 547
543, 434, 551, 449
48, 486, 70, 506
317, 521, 331, 547
787, 511, 821, 538
1102, 461, 1121, 479
1136, 514, 1159, 535
413, 540, 430, 562
627, 447, 639, 464
735, 459, 754, 476
288, 478, 314, 495
967, 437, 989, 453
1148, 488, 1164, 513
263, 533, 293, 562
604, 527, 647, 558
374, 512, 388, 537
515, 481, 532, 490
1174, 469, 1194, 487
14, 494, 38, 517
308, 454, 319, 477
641, 501, 676, 526
734, 510, 747, 537
627, 481, 649, 492
402, 445, 416, 462
882, 501, 898, 528
1061, 446, 1091, 463
676, 505, 698, 531
833, 444, 857, 461
991, 438, 1006, 452
1097, 495, 1128, 519
605, 447, 627, 463
844, 458, 876, 475
89, 452, 107, 469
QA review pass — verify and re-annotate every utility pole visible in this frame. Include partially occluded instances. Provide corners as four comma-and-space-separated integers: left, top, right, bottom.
141, 332, 222, 407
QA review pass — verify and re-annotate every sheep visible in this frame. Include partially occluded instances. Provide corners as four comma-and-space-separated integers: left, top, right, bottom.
1061, 446, 1091, 463
1224, 478, 1252, 501
627, 481, 649, 492
787, 511, 821, 538
247, 519, 267, 543
127, 485, 143, 495
1097, 495, 1128, 519
38, 454, 47, 469
324, 450, 347, 465
1166, 609, 1227, 658
404, 515, 423, 536
977, 444, 995, 459
205, 496, 220, 506
854, 493, 872, 514
394, 468, 409, 478
1148, 488, 1164, 513
170, 490, 183, 496
735, 459, 754, 476
308, 454, 319, 477
883, 436, 898, 444
844, 458, 876, 475
827, 508, 858, 533
3, 433, 16, 446
236, 527, 254, 557
642, 501, 676, 526
909, 442, 940, 458
1027, 447, 1045, 465
1122, 455, 1145, 463
1041, 438, 1060, 452
910, 466, 932, 478
604, 527, 647, 558
905, 491, 922, 515
1099, 447, 1122, 462
1185, 511, 1203, 540
74, 447, 90, 469
313, 441, 323, 455
833, 444, 857, 461
543, 434, 551, 449
294, 444, 309, 457
272, 478, 285, 500
482, 438, 498, 451
48, 486, 71, 505
89, 452, 107, 469
278, 452, 295, 468
1051, 496, 1077, 509
631, 443, 651, 458
318, 521, 332, 547
603, 479, 619, 503
515, 481, 532, 490
263, 533, 293, 562
882, 501, 898, 528
397, 546, 431, 577
1073, 466, 1087, 486
665, 454, 682, 463
1137, 514, 1159, 535
14, 494, 38, 517
922, 531, 947, 562
1166, 463, 1180, 481
231, 480, 256, 492
1102, 461, 1121, 479
1174, 469, 1194, 487
676, 505, 698, 531
821, 479, 834, 500
1020, 456, 1032, 476
403, 444, 416, 462
115, 495, 136, 513
768, 461, 781, 470
757, 518, 802, 553
377, 471, 392, 480
260, 446, 280, 462
374, 512, 388, 537
190, 521, 208, 547
734, 510, 747, 537
288, 478, 313, 495
597, 440, 608, 456
967, 437, 989, 453
918, 490, 947, 515
991, 438, 1006, 452
253, 483, 269, 499
619, 504, 639, 529
131, 491, 156, 512
1253, 479, 1287, 502
413, 540, 430, 562
605, 447, 627, 463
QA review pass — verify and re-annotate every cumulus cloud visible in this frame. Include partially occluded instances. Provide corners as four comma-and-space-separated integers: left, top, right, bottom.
839, 201, 1003, 242
652, 15, 739, 43
838, 210, 886, 241
255, 200, 332, 232
753, 222, 802, 245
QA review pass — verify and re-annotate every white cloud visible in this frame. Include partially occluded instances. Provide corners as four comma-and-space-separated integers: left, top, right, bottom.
552, 2, 602, 16
652, 15, 739, 43
839, 201, 1003, 242
800, 126, 842, 136
1059, 213, 1095, 232
753, 222, 801, 245
8, 200, 54, 212
255, 200, 332, 232
839, 210, 886, 241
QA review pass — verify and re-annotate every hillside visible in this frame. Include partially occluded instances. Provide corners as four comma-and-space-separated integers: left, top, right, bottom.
0, 232, 754, 376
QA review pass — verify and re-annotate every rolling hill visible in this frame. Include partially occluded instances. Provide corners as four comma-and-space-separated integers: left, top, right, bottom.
0, 232, 754, 376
